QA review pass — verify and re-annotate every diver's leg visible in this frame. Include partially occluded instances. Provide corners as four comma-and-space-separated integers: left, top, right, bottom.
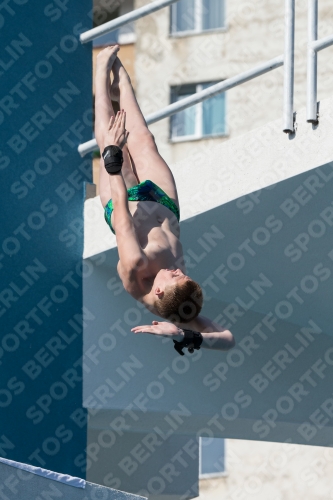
111, 55, 179, 207
95, 46, 138, 207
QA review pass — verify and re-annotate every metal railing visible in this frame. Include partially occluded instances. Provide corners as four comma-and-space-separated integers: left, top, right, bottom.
80, 0, 179, 44
307, 0, 333, 122
78, 0, 296, 156
283, 0, 295, 133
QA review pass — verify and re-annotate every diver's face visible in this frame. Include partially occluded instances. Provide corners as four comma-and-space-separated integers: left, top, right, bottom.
154, 268, 188, 293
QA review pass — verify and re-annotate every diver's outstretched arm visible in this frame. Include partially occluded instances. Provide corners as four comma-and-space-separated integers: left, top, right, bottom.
176, 315, 235, 350
131, 317, 235, 352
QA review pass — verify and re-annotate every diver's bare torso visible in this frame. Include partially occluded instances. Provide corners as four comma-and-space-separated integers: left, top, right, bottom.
115, 200, 186, 298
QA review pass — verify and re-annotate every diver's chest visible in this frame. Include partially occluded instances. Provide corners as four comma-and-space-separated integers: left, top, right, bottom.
128, 200, 170, 227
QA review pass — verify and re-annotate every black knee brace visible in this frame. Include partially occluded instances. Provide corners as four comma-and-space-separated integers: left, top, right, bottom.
102, 145, 123, 174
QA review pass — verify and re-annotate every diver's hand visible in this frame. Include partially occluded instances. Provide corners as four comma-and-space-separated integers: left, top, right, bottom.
104, 110, 128, 150
131, 321, 183, 339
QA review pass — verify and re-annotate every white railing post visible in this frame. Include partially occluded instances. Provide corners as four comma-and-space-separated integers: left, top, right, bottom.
283, 0, 295, 133
80, 0, 179, 44
307, 0, 318, 123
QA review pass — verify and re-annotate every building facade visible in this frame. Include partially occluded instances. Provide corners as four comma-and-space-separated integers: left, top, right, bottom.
133, 0, 333, 165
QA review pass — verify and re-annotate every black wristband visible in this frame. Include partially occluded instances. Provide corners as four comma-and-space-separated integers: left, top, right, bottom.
173, 329, 203, 356
102, 145, 123, 175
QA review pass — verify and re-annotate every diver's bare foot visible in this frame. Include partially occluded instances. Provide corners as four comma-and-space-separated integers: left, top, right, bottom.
96, 45, 120, 77
110, 57, 131, 101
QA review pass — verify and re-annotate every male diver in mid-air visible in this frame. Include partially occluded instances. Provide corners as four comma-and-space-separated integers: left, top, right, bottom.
95, 45, 235, 355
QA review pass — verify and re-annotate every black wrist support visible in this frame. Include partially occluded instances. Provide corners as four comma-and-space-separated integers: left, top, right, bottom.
102, 145, 123, 175
173, 329, 203, 356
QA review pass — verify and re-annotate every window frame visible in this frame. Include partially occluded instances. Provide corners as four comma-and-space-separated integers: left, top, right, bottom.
199, 437, 228, 479
170, 0, 227, 37
169, 81, 228, 142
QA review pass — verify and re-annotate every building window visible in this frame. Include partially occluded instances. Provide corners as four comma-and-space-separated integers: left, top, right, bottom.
170, 82, 226, 140
199, 438, 226, 478
170, 0, 225, 35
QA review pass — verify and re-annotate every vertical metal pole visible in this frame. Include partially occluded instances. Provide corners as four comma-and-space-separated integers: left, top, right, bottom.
283, 0, 295, 133
307, 0, 318, 122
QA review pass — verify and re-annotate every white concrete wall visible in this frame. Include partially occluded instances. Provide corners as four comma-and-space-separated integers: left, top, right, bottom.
199, 439, 333, 500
